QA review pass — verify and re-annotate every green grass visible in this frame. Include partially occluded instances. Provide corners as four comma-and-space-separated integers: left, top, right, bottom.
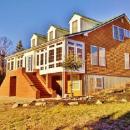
0, 98, 130, 130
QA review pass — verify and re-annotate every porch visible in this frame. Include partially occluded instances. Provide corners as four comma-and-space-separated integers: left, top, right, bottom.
45, 72, 84, 97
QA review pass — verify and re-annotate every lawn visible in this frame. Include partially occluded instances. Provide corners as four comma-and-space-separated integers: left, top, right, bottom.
0, 97, 130, 130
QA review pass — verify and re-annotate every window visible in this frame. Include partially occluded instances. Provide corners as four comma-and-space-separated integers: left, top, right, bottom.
17, 60, 20, 68
37, 55, 39, 66
57, 42, 62, 46
20, 60, 23, 67
113, 26, 118, 40
56, 47, 62, 61
40, 53, 44, 65
49, 49, 54, 63
72, 20, 78, 33
49, 45, 54, 48
77, 48, 82, 59
49, 31, 53, 40
8, 62, 10, 70
68, 46, 74, 55
68, 41, 74, 46
124, 53, 130, 69
125, 29, 130, 38
119, 28, 124, 41
91, 46, 98, 65
56, 62, 62, 67
99, 47, 106, 66
49, 64, 54, 68
45, 52, 47, 64
96, 77, 104, 88
32, 39, 35, 47
11, 61, 14, 70
113, 26, 124, 41
91, 45, 106, 66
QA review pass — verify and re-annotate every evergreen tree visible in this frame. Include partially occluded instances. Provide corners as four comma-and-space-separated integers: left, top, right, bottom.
16, 40, 24, 52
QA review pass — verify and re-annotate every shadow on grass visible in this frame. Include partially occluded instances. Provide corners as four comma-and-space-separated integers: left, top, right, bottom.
80, 111, 130, 130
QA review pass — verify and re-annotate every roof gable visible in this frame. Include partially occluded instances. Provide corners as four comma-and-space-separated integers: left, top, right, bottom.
66, 13, 130, 37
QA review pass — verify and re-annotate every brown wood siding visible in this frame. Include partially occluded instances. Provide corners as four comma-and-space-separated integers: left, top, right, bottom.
70, 16, 130, 77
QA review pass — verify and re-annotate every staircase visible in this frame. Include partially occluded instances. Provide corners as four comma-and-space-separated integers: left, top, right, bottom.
26, 72, 51, 98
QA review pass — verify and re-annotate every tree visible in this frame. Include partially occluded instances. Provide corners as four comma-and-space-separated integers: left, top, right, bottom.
62, 53, 84, 97
0, 36, 13, 56
15, 40, 24, 52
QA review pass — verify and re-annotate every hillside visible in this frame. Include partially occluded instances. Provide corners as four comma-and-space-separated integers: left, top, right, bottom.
0, 87, 130, 130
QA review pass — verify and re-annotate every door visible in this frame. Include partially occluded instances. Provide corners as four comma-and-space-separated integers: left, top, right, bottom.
26, 55, 33, 72
10, 76, 16, 96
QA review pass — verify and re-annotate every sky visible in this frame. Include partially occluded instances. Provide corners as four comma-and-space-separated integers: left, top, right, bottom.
0, 0, 130, 52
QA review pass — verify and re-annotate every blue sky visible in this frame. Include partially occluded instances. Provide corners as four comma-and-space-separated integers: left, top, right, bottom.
0, 0, 130, 52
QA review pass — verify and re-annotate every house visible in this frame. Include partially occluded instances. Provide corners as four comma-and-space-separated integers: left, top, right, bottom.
0, 13, 130, 98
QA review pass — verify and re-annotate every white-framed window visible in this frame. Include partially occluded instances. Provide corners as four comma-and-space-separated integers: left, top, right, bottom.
91, 45, 98, 65
124, 53, 130, 69
99, 47, 106, 66
32, 39, 35, 47
91, 45, 106, 66
49, 31, 53, 41
113, 25, 124, 41
95, 77, 104, 89
124, 29, 130, 38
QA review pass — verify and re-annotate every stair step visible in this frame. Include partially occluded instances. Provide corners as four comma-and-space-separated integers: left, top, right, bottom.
26, 73, 51, 98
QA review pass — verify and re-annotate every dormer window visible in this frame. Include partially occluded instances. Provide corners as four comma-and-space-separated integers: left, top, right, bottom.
72, 20, 78, 33
32, 39, 35, 47
49, 31, 53, 40
69, 13, 101, 34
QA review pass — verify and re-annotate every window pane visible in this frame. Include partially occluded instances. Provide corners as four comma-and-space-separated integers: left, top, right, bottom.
20, 60, 23, 67
72, 20, 78, 33
68, 47, 74, 55
99, 47, 106, 66
119, 28, 124, 41
17, 60, 19, 68
96, 78, 103, 88
37, 55, 39, 66
11, 61, 14, 70
77, 48, 82, 59
49, 31, 53, 40
125, 29, 129, 38
113, 26, 118, 40
56, 47, 62, 61
91, 46, 98, 65
45, 53, 47, 64
40, 54, 44, 65
32, 39, 35, 47
49, 49, 54, 63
